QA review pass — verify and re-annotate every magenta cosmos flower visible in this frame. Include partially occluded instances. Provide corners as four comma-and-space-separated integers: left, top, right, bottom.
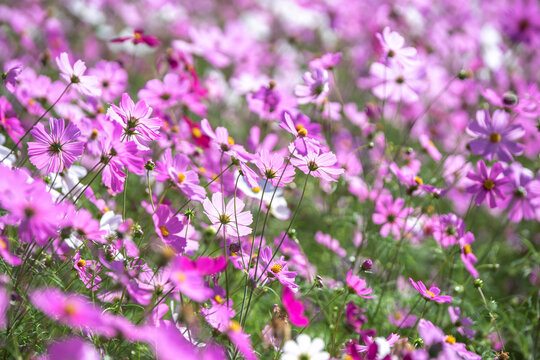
346, 270, 374, 299
55, 52, 101, 97
418, 319, 481, 360
372, 195, 412, 238
255, 149, 296, 187
282, 286, 309, 327
467, 109, 524, 162
280, 111, 321, 156
153, 205, 187, 253
203, 192, 253, 238
459, 232, 478, 278
409, 278, 452, 303
466, 160, 508, 208
28, 118, 84, 174
155, 149, 206, 202
111, 29, 161, 47
291, 149, 344, 182
107, 93, 161, 150
256, 246, 298, 293
502, 163, 540, 222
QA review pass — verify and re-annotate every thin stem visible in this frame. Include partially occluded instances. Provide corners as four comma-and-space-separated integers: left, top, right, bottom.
330, 293, 349, 356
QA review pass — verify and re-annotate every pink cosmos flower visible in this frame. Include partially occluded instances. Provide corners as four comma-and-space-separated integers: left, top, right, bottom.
294, 67, 329, 105
256, 246, 298, 293
87, 60, 127, 102
466, 160, 508, 208
0, 235, 22, 266
138, 73, 190, 108
388, 307, 417, 328
290, 149, 344, 182
0, 96, 23, 143
111, 29, 161, 47
73, 252, 102, 291
55, 52, 101, 97
467, 109, 524, 162
168, 256, 213, 302
255, 150, 295, 187
153, 204, 187, 253
3, 64, 22, 93
315, 231, 346, 258
282, 286, 309, 327
409, 278, 452, 303
227, 321, 258, 360
376, 27, 418, 65
107, 93, 161, 150
372, 195, 412, 238
369, 59, 424, 104
280, 111, 321, 156
346, 270, 374, 299
42, 338, 100, 360
501, 163, 540, 222
448, 306, 476, 339
346, 302, 367, 333
155, 149, 206, 202
433, 213, 465, 248
459, 232, 478, 278
419, 134, 442, 162
28, 118, 84, 174
418, 319, 481, 360
203, 192, 252, 238
309, 52, 342, 70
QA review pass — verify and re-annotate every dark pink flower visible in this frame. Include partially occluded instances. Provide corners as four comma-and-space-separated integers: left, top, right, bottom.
153, 204, 187, 253
466, 160, 508, 208
459, 232, 478, 278
282, 286, 309, 327
346, 270, 374, 299
409, 278, 452, 303
0, 96, 23, 143
111, 29, 161, 47
256, 246, 298, 293
28, 118, 84, 174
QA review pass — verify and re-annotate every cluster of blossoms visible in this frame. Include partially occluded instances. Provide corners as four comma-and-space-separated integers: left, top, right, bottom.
0, 1, 539, 360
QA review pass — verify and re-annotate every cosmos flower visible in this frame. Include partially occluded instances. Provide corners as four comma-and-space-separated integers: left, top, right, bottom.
467, 109, 524, 162
153, 204, 187, 253
346, 270, 374, 299
255, 150, 296, 187
282, 286, 309, 327
369, 59, 424, 104
376, 26, 418, 65
459, 232, 478, 278
409, 278, 452, 303
111, 29, 161, 47
256, 246, 298, 293
290, 149, 344, 182
87, 60, 127, 102
372, 195, 412, 238
0, 96, 23, 143
466, 160, 508, 208
55, 52, 101, 97
294, 67, 329, 105
203, 192, 252, 238
282, 334, 329, 360
501, 163, 540, 222
28, 118, 84, 174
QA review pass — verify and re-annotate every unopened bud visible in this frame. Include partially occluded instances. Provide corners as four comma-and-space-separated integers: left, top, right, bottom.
502, 91, 518, 106
474, 278, 483, 288
145, 160, 155, 171
457, 69, 473, 80
361, 259, 373, 271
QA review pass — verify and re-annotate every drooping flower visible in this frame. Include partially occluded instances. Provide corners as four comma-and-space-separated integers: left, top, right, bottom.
282, 334, 330, 360
409, 278, 452, 303
294, 67, 329, 105
466, 160, 507, 208
107, 93, 162, 150
55, 52, 101, 97
203, 192, 252, 238
372, 195, 412, 238
282, 286, 309, 327
346, 270, 374, 299
28, 118, 84, 174
459, 232, 478, 278
467, 109, 524, 162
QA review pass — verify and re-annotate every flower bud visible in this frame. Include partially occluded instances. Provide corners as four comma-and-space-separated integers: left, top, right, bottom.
361, 259, 373, 271
502, 91, 518, 106
474, 278, 483, 288
145, 160, 155, 171
458, 69, 473, 80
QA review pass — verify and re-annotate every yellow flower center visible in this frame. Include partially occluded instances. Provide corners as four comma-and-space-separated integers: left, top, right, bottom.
445, 335, 456, 344
425, 290, 435, 298
0, 238, 6, 250
192, 127, 202, 138
414, 176, 423, 185
103, 206, 110, 212
252, 187, 261, 193
270, 264, 283, 274
176, 272, 186, 283
229, 320, 241, 332
215, 295, 224, 304
134, 31, 142, 40
90, 129, 99, 139
490, 133, 501, 143
64, 302, 77, 316
77, 259, 86, 267
198, 167, 207, 173
228, 136, 235, 145
463, 244, 472, 254
297, 127, 308, 137
483, 179, 495, 190
177, 173, 186, 184
159, 226, 170, 237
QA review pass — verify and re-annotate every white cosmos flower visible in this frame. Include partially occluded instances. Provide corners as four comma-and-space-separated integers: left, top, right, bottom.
281, 334, 329, 360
